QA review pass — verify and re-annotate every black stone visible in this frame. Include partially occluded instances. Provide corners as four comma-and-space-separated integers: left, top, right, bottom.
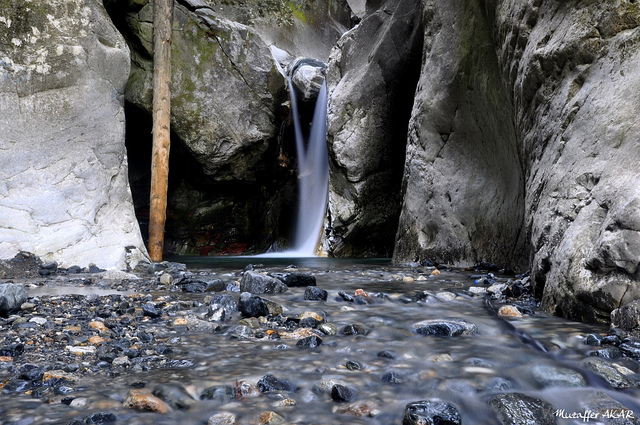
403, 400, 461, 425
331, 384, 354, 402
238, 292, 269, 318
299, 317, 319, 328
489, 393, 557, 425
257, 374, 296, 393
296, 335, 322, 348
142, 302, 161, 318
381, 370, 404, 384
284, 272, 316, 287
304, 286, 328, 301
338, 291, 355, 302
377, 350, 397, 359
342, 324, 366, 336
84, 411, 117, 424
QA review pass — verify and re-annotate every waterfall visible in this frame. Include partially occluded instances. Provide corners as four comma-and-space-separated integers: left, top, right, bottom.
287, 78, 329, 256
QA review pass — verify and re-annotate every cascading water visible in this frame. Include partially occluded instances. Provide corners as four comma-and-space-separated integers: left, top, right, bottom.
287, 78, 329, 256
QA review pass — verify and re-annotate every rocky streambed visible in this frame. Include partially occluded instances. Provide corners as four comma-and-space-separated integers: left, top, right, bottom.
1, 254, 640, 425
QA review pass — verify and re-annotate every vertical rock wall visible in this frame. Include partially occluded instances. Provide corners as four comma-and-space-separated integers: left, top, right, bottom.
321, 0, 424, 257
0, 0, 148, 270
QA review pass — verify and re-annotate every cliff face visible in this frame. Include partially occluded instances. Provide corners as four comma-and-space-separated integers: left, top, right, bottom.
385, 0, 640, 321
0, 0, 147, 270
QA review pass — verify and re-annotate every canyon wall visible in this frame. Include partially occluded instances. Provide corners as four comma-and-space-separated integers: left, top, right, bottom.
0, 0, 147, 270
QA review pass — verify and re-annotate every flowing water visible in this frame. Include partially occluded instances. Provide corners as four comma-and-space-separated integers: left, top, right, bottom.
3, 258, 639, 424
286, 78, 329, 256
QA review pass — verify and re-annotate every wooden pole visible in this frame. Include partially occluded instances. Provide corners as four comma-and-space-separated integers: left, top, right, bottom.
148, 0, 174, 262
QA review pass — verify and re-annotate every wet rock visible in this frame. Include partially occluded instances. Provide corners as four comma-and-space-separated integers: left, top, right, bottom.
83, 411, 118, 423
581, 391, 640, 425
304, 286, 328, 301
257, 410, 285, 425
337, 291, 355, 302
317, 323, 337, 336
531, 365, 587, 388
584, 333, 604, 346
209, 294, 238, 316
331, 384, 355, 402
208, 412, 237, 425
611, 300, 640, 338
142, 303, 162, 318
489, 393, 557, 425
377, 350, 397, 359
257, 374, 296, 393
403, 400, 461, 425
588, 347, 623, 360
0, 283, 28, 317
174, 315, 220, 333
381, 370, 404, 385
412, 319, 477, 337
619, 339, 640, 359
241, 271, 288, 294
200, 385, 235, 402
284, 272, 316, 287
206, 305, 226, 322
234, 380, 261, 398
238, 293, 270, 318
296, 335, 322, 348
346, 360, 364, 371
342, 324, 366, 336
333, 399, 379, 417
123, 388, 171, 413
152, 382, 195, 409
497, 305, 523, 318
583, 358, 637, 388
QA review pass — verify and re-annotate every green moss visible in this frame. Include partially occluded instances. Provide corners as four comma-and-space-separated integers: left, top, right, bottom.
287, 1, 308, 24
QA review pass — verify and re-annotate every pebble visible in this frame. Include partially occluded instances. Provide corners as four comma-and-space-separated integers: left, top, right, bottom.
257, 410, 285, 424
123, 388, 171, 413
208, 412, 237, 425
333, 400, 379, 417
497, 305, 523, 317
412, 319, 477, 337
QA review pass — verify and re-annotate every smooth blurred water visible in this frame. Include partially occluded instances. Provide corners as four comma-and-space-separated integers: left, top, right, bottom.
2, 257, 639, 425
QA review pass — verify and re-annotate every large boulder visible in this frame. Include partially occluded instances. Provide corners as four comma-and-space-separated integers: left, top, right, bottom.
321, 0, 424, 257
0, 0, 148, 270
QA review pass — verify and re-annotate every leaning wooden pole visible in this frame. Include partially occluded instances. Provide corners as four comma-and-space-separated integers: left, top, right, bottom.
148, 0, 174, 262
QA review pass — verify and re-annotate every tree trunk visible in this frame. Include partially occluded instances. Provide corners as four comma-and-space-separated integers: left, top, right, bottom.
148, 0, 174, 262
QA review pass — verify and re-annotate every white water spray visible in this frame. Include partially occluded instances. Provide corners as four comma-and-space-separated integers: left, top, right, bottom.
287, 78, 329, 256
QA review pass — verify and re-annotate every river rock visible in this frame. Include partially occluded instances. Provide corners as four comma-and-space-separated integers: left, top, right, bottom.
152, 382, 195, 409
581, 391, 640, 425
241, 271, 288, 294
257, 374, 296, 393
304, 286, 328, 301
320, 0, 424, 257
611, 300, 640, 338
403, 400, 461, 425
283, 272, 316, 287
412, 319, 478, 337
123, 388, 171, 413
531, 364, 587, 388
0, 0, 148, 270
238, 293, 270, 318
582, 358, 637, 389
208, 412, 237, 425
0, 283, 28, 317
489, 393, 557, 425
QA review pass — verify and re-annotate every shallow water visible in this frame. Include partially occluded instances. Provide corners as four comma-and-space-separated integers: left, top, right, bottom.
2, 257, 639, 425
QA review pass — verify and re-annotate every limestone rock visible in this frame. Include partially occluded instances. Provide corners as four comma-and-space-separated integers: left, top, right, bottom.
0, 0, 148, 270
321, 0, 424, 257
611, 299, 640, 338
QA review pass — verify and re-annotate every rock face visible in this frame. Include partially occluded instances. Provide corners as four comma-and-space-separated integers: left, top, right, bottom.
383, 0, 640, 322
321, 0, 424, 257
107, 0, 354, 255
0, 0, 148, 270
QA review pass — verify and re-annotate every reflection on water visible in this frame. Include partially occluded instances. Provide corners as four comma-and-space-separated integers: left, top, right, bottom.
3, 257, 639, 424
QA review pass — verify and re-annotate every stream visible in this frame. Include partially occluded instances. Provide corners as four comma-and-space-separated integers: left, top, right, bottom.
1, 257, 639, 425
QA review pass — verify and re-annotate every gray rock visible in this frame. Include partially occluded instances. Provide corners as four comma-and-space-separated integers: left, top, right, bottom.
412, 319, 477, 337
321, 0, 424, 257
0, 284, 28, 317
241, 271, 288, 294
581, 391, 640, 425
611, 300, 640, 338
582, 358, 637, 389
286, 58, 327, 102
304, 286, 328, 301
403, 400, 461, 425
531, 364, 587, 388
489, 393, 557, 425
0, 0, 147, 270
238, 292, 269, 318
